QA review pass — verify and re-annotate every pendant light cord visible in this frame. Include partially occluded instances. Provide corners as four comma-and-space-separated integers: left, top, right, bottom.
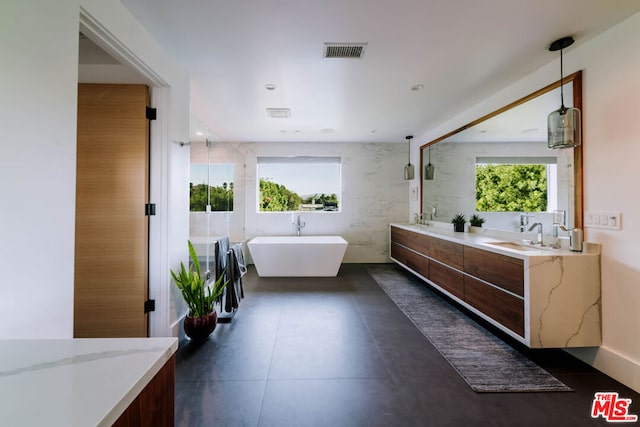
549, 36, 574, 112
559, 48, 565, 109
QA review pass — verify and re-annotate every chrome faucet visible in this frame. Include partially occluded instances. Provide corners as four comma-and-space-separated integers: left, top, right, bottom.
520, 213, 534, 233
528, 222, 543, 245
294, 214, 306, 236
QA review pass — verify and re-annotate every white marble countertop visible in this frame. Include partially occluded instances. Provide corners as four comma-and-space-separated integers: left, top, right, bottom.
391, 223, 599, 260
0, 337, 178, 427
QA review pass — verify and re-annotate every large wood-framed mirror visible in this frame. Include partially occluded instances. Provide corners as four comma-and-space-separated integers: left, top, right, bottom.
420, 71, 582, 233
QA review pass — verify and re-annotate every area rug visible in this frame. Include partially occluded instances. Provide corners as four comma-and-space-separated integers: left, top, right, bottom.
367, 265, 572, 393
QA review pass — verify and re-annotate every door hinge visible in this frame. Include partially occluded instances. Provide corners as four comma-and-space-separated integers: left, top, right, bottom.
144, 299, 156, 313
145, 203, 156, 216
146, 106, 157, 120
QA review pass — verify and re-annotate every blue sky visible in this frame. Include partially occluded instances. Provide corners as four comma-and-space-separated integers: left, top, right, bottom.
259, 163, 340, 196
191, 164, 233, 187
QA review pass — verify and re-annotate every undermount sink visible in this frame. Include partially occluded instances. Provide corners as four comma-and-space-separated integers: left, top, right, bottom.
485, 241, 554, 252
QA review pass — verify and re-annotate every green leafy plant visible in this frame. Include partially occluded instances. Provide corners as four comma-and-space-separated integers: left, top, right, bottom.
469, 214, 486, 227
451, 213, 466, 226
170, 240, 227, 317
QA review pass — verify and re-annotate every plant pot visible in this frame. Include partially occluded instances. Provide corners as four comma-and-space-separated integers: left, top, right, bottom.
184, 312, 217, 342
468, 225, 483, 234
453, 223, 465, 232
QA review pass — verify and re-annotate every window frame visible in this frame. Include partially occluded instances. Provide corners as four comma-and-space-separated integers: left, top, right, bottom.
474, 156, 558, 213
256, 156, 342, 213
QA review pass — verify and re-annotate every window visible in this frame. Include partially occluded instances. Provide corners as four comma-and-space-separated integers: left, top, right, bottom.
475, 157, 557, 212
190, 163, 234, 212
257, 156, 341, 212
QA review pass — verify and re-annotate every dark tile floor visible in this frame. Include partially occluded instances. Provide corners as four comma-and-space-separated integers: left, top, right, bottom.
175, 264, 639, 426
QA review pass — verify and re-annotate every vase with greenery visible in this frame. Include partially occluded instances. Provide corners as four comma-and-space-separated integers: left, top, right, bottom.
451, 213, 466, 232
469, 213, 486, 233
170, 240, 227, 341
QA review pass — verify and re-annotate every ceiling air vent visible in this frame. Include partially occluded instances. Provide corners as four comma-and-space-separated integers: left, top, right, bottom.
323, 43, 367, 59
266, 108, 291, 118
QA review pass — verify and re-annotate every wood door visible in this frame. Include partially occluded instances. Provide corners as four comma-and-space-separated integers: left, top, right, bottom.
75, 84, 150, 337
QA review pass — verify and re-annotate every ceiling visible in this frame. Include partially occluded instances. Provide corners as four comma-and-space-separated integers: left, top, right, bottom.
119, 0, 640, 144
447, 85, 568, 144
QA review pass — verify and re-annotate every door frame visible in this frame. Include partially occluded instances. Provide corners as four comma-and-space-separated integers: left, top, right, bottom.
79, 8, 171, 337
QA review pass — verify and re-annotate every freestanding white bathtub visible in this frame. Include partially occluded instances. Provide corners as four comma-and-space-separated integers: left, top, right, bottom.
247, 235, 348, 277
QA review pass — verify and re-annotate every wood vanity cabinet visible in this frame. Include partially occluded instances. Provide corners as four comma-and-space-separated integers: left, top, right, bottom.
390, 225, 524, 338
391, 226, 430, 255
389, 224, 602, 348
430, 261, 464, 300
429, 237, 463, 271
463, 275, 524, 336
390, 241, 430, 279
463, 247, 523, 297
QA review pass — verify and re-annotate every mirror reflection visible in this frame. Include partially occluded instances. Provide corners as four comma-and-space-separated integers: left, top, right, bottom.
420, 72, 582, 239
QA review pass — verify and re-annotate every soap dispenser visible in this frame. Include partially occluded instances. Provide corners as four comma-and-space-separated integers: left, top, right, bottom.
558, 226, 583, 252
568, 228, 583, 252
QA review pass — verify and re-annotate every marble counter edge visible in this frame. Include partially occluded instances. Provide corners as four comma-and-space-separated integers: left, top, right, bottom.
100, 337, 178, 426
390, 223, 599, 260
0, 337, 178, 427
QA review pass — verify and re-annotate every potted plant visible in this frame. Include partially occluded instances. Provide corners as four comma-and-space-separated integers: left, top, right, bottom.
171, 240, 227, 341
451, 213, 466, 232
469, 213, 486, 233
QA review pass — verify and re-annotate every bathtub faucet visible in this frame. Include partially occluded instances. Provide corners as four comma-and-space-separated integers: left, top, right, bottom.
294, 214, 306, 236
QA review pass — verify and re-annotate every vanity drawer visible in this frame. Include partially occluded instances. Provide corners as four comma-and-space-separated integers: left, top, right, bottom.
429, 261, 464, 300
429, 237, 463, 270
463, 247, 524, 297
391, 243, 430, 279
464, 275, 525, 337
391, 226, 430, 256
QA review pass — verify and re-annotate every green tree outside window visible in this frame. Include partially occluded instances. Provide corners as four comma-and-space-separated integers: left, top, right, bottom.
476, 164, 547, 212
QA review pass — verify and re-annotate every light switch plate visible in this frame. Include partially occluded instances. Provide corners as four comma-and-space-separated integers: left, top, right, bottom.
585, 211, 621, 230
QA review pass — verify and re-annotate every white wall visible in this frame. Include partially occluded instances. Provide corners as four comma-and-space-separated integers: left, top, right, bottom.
0, 2, 79, 337
238, 142, 409, 263
411, 11, 640, 392
0, 0, 189, 338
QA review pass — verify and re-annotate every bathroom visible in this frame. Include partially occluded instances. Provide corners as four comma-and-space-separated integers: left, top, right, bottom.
2, 1, 640, 425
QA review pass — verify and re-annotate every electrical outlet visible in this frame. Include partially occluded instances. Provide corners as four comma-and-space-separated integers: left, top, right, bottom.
584, 211, 622, 230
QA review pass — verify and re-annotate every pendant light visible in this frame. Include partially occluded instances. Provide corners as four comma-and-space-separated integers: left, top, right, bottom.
404, 135, 415, 180
547, 36, 581, 149
424, 145, 435, 180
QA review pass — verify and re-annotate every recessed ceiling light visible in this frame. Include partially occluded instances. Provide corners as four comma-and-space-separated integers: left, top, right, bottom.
411, 84, 424, 91
195, 131, 204, 136
294, 130, 301, 133
265, 84, 276, 91
522, 128, 539, 134
321, 128, 334, 133
370, 129, 377, 133
280, 130, 287, 133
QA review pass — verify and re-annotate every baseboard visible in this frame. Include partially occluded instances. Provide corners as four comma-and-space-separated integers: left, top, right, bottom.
566, 346, 640, 393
